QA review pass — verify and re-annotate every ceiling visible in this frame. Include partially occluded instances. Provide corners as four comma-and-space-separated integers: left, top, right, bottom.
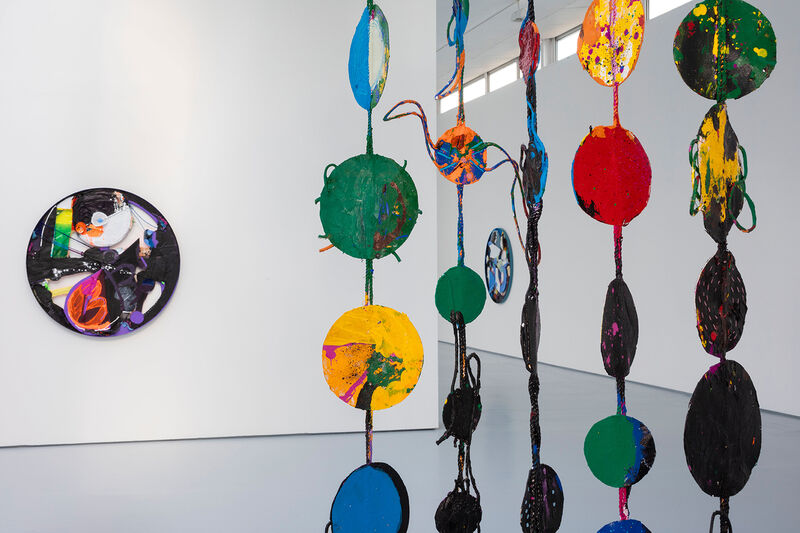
436, 0, 592, 88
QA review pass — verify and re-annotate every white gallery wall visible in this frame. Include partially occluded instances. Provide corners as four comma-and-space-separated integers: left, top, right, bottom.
0, 0, 438, 446
438, 0, 799, 416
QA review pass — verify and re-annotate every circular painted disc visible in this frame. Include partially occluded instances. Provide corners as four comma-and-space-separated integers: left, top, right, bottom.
319, 153, 419, 260
598, 520, 651, 533
484, 228, 513, 304
684, 360, 761, 497
26, 188, 180, 337
696, 249, 747, 357
520, 464, 564, 533
572, 125, 651, 226
578, 0, 646, 87
601, 277, 639, 378
322, 305, 423, 411
434, 125, 488, 185
673, 0, 776, 100
330, 463, 409, 533
584, 414, 656, 488
435, 265, 486, 324
348, 4, 390, 110
693, 103, 745, 243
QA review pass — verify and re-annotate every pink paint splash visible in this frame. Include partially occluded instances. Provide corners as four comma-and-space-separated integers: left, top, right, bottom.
322, 342, 362, 360
340, 370, 369, 404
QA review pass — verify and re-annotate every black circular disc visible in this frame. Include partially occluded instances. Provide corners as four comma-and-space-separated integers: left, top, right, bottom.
695, 249, 747, 357
26, 188, 180, 337
684, 360, 761, 497
520, 463, 564, 533
435, 487, 481, 533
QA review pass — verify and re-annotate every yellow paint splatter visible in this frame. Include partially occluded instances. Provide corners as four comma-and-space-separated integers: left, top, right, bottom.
322, 305, 423, 411
578, 0, 645, 87
696, 104, 742, 223
754, 47, 768, 58
693, 4, 707, 16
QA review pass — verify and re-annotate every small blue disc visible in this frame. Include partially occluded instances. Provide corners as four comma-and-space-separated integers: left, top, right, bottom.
598, 519, 651, 533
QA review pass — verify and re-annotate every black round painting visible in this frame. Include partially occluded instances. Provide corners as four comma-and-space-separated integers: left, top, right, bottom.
26, 188, 180, 337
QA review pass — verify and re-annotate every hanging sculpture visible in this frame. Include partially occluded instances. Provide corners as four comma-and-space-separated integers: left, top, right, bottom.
510, 2, 565, 532
571, 2, 656, 532
26, 188, 180, 337
384, 1, 521, 530
673, 1, 775, 531
484, 228, 513, 304
318, 2, 423, 531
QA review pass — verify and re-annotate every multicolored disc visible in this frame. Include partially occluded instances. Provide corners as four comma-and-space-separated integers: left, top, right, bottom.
484, 228, 513, 304
578, 0, 645, 87
434, 125, 488, 185
349, 3, 390, 110
322, 305, 423, 411
26, 188, 180, 337
319, 153, 419, 260
674, 0, 776, 100
584, 414, 656, 488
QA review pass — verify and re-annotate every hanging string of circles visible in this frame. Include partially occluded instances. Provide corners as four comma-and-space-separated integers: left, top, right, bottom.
319, 3, 422, 531
673, 1, 775, 530
571, 1, 656, 531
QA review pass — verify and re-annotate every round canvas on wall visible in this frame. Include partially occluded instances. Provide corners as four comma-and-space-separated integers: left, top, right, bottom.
26, 188, 180, 337
484, 228, 513, 304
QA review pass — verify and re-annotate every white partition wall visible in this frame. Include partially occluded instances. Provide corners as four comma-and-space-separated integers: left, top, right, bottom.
437, 0, 799, 416
0, 0, 438, 446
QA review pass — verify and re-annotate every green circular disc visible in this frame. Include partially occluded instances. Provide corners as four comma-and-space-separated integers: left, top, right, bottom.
673, 0, 776, 100
435, 265, 486, 324
584, 414, 656, 488
319, 153, 419, 260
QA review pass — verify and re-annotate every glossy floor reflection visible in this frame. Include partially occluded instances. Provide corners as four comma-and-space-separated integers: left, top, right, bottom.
0, 342, 797, 531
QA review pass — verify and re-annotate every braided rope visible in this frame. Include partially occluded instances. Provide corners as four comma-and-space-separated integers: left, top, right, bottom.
457, 184, 465, 265
614, 225, 623, 279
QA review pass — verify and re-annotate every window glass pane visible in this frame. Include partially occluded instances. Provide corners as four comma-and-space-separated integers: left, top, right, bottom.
649, 0, 690, 18
439, 92, 458, 113
489, 63, 518, 92
556, 29, 580, 61
463, 77, 486, 103
439, 78, 485, 113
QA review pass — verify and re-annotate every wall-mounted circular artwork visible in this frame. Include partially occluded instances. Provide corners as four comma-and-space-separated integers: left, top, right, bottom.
484, 228, 513, 304
26, 188, 180, 337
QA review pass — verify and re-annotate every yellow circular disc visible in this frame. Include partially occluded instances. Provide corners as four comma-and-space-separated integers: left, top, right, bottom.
322, 305, 424, 411
578, 0, 645, 86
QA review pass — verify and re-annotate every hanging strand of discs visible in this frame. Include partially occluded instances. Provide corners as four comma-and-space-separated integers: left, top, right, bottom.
318, 2, 423, 531
512, 1, 564, 532
571, 2, 656, 532
673, 1, 776, 531
384, 1, 521, 531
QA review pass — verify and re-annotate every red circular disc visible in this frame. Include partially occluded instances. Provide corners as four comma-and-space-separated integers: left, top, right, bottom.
572, 125, 651, 226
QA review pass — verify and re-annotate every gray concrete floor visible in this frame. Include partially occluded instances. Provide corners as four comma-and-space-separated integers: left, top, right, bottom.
0, 342, 797, 531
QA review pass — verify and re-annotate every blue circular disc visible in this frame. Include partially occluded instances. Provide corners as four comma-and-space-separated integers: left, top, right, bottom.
330, 463, 409, 533
598, 519, 651, 533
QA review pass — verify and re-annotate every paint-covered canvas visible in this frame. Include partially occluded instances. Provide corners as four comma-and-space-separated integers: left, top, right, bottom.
484, 228, 512, 304
26, 188, 180, 337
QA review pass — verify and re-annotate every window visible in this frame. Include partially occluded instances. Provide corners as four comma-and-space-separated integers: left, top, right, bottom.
438, 76, 486, 113
649, 0, 691, 18
463, 77, 486, 103
439, 92, 459, 113
556, 28, 580, 61
489, 62, 518, 92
